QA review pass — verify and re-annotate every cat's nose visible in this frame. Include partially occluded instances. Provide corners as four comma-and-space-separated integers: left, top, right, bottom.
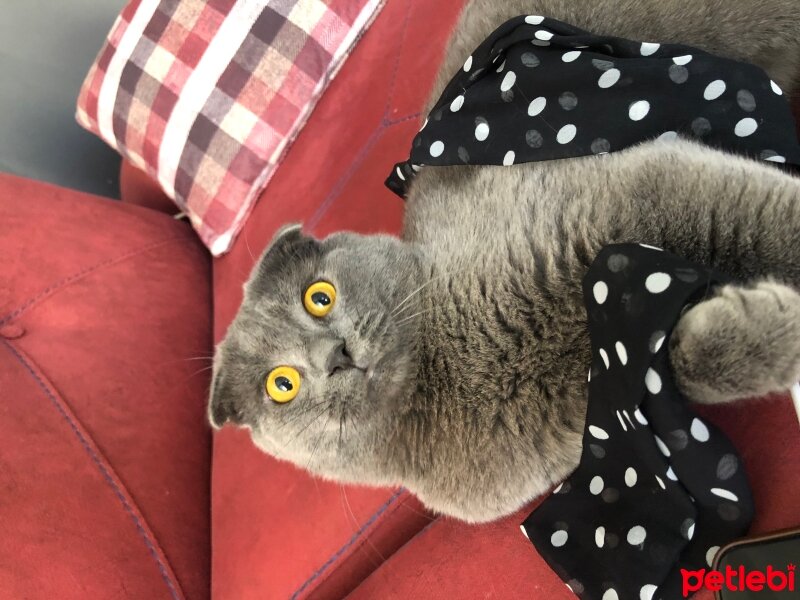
327, 341, 355, 375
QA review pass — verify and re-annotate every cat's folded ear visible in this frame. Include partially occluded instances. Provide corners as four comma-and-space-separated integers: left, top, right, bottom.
253, 222, 321, 278
208, 370, 243, 429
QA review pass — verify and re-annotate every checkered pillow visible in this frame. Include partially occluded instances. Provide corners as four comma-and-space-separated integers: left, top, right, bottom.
76, 0, 384, 255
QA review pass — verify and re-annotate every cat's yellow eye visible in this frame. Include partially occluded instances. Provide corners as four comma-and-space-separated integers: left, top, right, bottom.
303, 281, 336, 317
265, 366, 301, 403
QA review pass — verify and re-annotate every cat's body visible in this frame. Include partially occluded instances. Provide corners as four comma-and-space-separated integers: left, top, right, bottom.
210, 0, 800, 523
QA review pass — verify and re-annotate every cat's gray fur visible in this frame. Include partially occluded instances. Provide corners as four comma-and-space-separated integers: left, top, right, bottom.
210, 0, 800, 522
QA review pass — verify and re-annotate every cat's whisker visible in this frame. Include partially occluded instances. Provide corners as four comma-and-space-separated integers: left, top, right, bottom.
188, 365, 215, 378
305, 413, 333, 470
390, 276, 438, 316
395, 309, 432, 326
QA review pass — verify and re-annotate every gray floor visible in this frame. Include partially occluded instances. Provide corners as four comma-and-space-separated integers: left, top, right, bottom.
0, 1, 128, 198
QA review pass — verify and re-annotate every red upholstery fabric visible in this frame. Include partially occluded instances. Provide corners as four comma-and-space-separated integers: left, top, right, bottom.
120, 161, 180, 215
208, 0, 467, 597
0, 174, 212, 600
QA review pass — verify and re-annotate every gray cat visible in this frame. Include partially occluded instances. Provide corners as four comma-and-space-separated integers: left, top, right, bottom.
209, 0, 800, 523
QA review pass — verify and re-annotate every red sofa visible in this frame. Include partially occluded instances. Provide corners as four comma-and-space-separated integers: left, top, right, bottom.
2, 0, 799, 598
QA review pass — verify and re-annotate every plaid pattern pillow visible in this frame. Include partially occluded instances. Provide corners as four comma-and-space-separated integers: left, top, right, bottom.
77, 0, 384, 255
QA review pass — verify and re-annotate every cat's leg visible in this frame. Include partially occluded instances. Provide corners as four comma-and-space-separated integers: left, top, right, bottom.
617, 140, 800, 404
669, 280, 800, 404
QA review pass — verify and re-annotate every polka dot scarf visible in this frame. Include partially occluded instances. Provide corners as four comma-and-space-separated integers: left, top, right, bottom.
521, 244, 754, 600
385, 15, 800, 197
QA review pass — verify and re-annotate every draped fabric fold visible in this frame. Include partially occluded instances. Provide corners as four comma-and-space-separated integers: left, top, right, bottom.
522, 244, 753, 600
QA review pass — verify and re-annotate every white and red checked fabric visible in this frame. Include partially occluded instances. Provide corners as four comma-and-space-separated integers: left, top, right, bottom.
76, 0, 384, 255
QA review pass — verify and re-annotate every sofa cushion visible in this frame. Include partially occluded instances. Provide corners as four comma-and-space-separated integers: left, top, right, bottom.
207, 0, 467, 598
77, 0, 385, 256
0, 174, 212, 600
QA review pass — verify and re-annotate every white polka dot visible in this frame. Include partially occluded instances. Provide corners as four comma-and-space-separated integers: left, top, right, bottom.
551, 529, 568, 547
535, 30, 554, 41
666, 467, 678, 481
419, 118, 428, 131
639, 243, 663, 251
706, 546, 720, 566
711, 488, 739, 502
450, 95, 464, 112
557, 124, 577, 144
645, 368, 662, 394
634, 408, 648, 425
771, 80, 783, 95
463, 55, 473, 72
520, 525, 529, 539
625, 467, 638, 487
495, 59, 506, 73
590, 476, 605, 495
629, 100, 650, 121
429, 141, 444, 157
562, 50, 581, 62
599, 348, 610, 369
640, 584, 658, 600
411, 164, 421, 171
593, 281, 608, 304
651, 334, 665, 353
658, 131, 678, 142
598, 68, 621, 89
525, 15, 544, 24
603, 590, 619, 600
475, 122, 490, 141
673, 54, 693, 65
589, 425, 609, 440
615, 341, 628, 366
765, 155, 786, 163
503, 150, 515, 166
655, 475, 666, 489
553, 482, 564, 493
690, 418, 710, 442
395, 166, 406, 181
595, 526, 606, 548
655, 435, 671, 456
623, 410, 635, 429
735, 117, 758, 137
587, 369, 592, 382
627, 525, 647, 545
527, 96, 547, 116
640, 42, 660, 56
703, 79, 726, 100
687, 523, 695, 540
645, 272, 671, 293
501, 71, 516, 91
617, 410, 628, 431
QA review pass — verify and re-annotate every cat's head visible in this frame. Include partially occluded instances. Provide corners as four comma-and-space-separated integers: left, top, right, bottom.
208, 224, 424, 480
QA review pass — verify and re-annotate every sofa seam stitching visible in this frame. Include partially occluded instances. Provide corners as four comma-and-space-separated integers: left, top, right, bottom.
381, 0, 413, 118
0, 235, 196, 325
327, 492, 431, 588
1, 339, 184, 600
306, 0, 416, 229
289, 488, 405, 599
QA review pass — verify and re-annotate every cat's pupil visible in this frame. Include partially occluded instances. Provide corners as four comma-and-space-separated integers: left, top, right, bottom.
275, 376, 293, 392
311, 292, 331, 307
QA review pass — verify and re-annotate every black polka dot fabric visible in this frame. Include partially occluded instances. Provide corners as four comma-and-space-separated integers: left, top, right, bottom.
385, 15, 800, 197
521, 244, 754, 600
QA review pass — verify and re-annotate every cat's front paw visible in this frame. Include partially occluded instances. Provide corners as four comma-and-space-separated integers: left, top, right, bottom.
669, 280, 800, 404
